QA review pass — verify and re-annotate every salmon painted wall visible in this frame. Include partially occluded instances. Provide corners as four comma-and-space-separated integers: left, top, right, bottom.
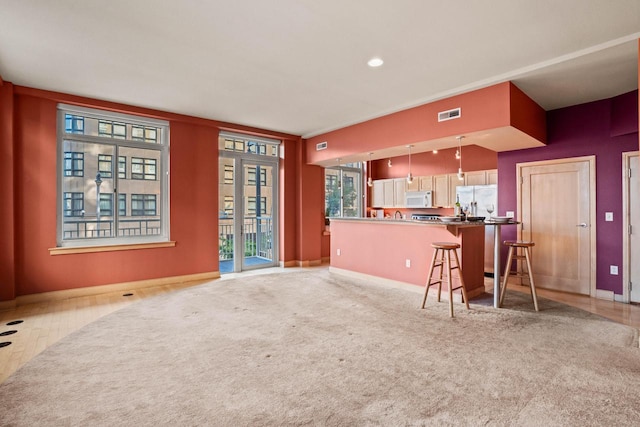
1, 84, 306, 300
498, 91, 638, 295
306, 82, 518, 165
0, 80, 16, 301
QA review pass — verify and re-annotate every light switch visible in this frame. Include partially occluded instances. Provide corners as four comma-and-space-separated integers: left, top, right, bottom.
405, 259, 411, 268
610, 265, 618, 275
337, 248, 341, 256
605, 212, 613, 222
506, 211, 514, 218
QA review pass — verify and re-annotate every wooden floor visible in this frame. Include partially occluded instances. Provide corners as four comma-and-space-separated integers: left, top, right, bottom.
1, 271, 640, 385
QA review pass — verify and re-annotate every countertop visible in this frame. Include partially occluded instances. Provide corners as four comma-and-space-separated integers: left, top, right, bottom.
328, 217, 514, 227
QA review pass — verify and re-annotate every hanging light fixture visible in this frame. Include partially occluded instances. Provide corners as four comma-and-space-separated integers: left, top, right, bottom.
406, 145, 413, 184
387, 158, 392, 168
367, 152, 373, 187
456, 136, 465, 181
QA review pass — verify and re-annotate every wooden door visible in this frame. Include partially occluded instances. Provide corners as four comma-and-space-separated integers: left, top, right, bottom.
448, 173, 464, 208
625, 153, 640, 302
519, 157, 595, 295
394, 178, 407, 207
382, 179, 394, 208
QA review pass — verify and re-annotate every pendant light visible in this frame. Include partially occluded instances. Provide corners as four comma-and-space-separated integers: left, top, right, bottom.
367, 152, 373, 187
406, 145, 413, 184
456, 136, 465, 181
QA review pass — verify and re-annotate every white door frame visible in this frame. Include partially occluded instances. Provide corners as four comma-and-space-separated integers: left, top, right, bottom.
516, 156, 597, 297
622, 151, 639, 303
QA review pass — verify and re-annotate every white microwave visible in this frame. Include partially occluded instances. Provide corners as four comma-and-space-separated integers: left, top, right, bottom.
405, 191, 433, 208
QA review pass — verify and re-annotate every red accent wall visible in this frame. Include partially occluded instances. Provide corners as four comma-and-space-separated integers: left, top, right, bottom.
0, 85, 309, 301
0, 80, 16, 301
373, 145, 497, 180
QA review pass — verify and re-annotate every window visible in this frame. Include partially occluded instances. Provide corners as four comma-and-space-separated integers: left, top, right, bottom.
221, 137, 278, 157
247, 167, 267, 185
118, 156, 127, 179
224, 165, 233, 184
65, 114, 84, 134
131, 194, 157, 216
99, 193, 113, 216
224, 196, 233, 216
325, 163, 362, 218
64, 152, 84, 177
98, 154, 113, 178
247, 196, 267, 216
132, 157, 157, 180
58, 104, 168, 246
118, 194, 127, 216
63, 192, 84, 217
131, 125, 158, 143
98, 120, 127, 139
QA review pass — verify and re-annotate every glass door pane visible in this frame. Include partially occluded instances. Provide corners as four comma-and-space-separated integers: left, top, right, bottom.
241, 161, 276, 270
218, 157, 236, 273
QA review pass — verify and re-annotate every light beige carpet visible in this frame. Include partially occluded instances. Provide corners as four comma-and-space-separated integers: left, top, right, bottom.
1, 269, 639, 426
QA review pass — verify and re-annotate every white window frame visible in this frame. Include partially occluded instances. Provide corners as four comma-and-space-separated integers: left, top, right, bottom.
56, 104, 170, 247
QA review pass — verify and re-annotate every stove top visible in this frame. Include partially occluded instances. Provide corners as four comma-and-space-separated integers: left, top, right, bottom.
411, 214, 441, 221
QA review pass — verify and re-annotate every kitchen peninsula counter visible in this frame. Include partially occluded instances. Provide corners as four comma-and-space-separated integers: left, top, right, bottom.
329, 218, 487, 298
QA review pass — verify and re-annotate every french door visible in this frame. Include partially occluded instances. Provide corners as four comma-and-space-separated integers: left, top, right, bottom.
218, 134, 279, 274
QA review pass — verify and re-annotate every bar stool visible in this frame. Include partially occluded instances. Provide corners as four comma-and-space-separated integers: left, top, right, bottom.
500, 240, 539, 311
421, 242, 469, 318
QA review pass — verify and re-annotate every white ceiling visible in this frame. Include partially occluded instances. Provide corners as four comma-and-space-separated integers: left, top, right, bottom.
0, 0, 638, 140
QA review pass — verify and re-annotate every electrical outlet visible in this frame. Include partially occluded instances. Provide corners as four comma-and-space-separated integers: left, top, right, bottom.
506, 211, 514, 218
337, 248, 341, 256
405, 259, 411, 268
610, 265, 618, 275
605, 212, 613, 222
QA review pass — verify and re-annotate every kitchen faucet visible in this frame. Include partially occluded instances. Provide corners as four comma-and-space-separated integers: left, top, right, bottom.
394, 210, 402, 219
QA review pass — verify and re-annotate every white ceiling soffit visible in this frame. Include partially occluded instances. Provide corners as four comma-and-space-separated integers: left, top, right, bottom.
0, 1, 638, 139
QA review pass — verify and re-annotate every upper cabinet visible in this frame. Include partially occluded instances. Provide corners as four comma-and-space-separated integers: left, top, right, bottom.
370, 169, 497, 208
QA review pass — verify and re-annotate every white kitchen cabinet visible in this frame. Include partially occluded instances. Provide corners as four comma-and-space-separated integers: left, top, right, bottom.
464, 170, 487, 186
448, 173, 465, 207
382, 179, 395, 207
487, 169, 498, 185
433, 174, 449, 207
371, 180, 385, 207
419, 176, 433, 192
393, 178, 407, 207
406, 176, 420, 192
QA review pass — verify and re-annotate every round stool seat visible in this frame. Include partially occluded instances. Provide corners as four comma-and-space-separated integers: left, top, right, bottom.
503, 240, 535, 248
431, 242, 460, 250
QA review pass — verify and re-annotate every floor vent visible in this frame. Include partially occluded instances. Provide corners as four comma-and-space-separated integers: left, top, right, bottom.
438, 107, 461, 122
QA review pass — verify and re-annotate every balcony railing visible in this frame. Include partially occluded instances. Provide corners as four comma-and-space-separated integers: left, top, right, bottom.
219, 216, 273, 261
62, 218, 161, 240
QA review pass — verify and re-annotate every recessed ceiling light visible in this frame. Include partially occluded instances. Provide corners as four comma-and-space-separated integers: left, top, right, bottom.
367, 57, 384, 67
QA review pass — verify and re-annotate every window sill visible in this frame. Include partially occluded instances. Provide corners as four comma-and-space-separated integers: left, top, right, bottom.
49, 241, 176, 256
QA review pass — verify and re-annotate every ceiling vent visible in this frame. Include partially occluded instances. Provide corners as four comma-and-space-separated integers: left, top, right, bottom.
438, 107, 461, 122
316, 141, 328, 151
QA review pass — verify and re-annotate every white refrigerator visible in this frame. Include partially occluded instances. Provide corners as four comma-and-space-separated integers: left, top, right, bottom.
456, 184, 498, 276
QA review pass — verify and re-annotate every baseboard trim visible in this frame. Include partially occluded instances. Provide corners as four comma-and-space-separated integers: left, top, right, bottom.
11, 271, 220, 307
595, 289, 615, 301
329, 267, 485, 303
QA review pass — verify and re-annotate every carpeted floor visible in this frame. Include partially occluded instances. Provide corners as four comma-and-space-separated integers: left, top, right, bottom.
1, 269, 639, 426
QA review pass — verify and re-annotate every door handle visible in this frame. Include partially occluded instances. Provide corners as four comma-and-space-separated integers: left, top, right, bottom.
576, 223, 588, 228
